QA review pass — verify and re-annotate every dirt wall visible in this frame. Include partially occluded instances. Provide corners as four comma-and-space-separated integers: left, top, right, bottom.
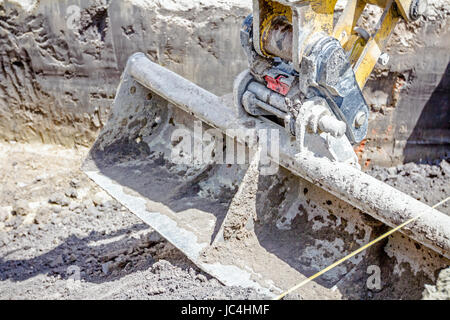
360, 0, 450, 166
0, 0, 250, 147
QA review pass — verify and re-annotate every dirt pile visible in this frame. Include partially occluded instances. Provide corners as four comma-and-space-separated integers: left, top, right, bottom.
0, 0, 250, 147
368, 160, 450, 215
422, 267, 450, 300
0, 142, 265, 299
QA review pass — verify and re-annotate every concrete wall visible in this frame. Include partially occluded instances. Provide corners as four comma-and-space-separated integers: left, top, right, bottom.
0, 0, 448, 166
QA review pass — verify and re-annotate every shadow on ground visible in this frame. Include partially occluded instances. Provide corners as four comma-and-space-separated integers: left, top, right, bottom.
404, 62, 450, 163
0, 223, 189, 284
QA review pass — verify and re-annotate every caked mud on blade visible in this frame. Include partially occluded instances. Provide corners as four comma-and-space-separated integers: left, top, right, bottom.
82, 53, 450, 298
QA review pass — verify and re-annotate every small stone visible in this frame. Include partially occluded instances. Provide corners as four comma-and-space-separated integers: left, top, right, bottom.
196, 274, 207, 282
86, 205, 100, 216
102, 262, 112, 274
439, 160, 450, 176
100, 248, 127, 262
410, 173, 424, 183
5, 216, 23, 228
209, 278, 220, 286
68, 202, 81, 211
403, 162, 418, 173
148, 286, 166, 295
387, 167, 397, 176
70, 178, 80, 188
48, 193, 69, 206
65, 188, 78, 199
49, 255, 64, 268
34, 208, 51, 224
370, 104, 381, 112
49, 194, 62, 204
114, 255, 128, 268
0, 207, 10, 222
34, 174, 48, 182
51, 206, 62, 214
427, 166, 441, 178
152, 260, 171, 274
85, 257, 96, 264
147, 232, 163, 243
12, 200, 30, 216
82, 199, 92, 208
93, 191, 110, 206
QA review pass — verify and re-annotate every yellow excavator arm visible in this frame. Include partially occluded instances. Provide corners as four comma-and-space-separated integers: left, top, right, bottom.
254, 0, 427, 89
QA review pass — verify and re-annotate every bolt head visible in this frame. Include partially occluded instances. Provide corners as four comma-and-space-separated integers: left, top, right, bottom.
410, 0, 427, 20
354, 111, 367, 128
378, 53, 389, 66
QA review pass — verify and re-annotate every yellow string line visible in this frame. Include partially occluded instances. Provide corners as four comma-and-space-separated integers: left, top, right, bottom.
274, 196, 450, 300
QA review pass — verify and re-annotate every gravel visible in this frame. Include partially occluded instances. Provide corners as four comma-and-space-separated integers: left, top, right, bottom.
0, 142, 265, 300
0, 142, 447, 299
367, 160, 450, 215
422, 267, 450, 300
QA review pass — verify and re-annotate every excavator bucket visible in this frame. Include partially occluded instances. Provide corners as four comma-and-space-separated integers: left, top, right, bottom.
83, 53, 450, 298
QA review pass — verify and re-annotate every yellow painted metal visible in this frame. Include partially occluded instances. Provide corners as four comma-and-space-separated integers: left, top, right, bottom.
395, 0, 413, 20
292, 0, 338, 66
333, 0, 366, 45
332, 0, 404, 88
354, 2, 400, 88
348, 36, 368, 66
258, 0, 337, 59
343, 34, 360, 53
301, 0, 338, 36
260, 0, 292, 58
259, 0, 337, 35
257, 0, 404, 89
